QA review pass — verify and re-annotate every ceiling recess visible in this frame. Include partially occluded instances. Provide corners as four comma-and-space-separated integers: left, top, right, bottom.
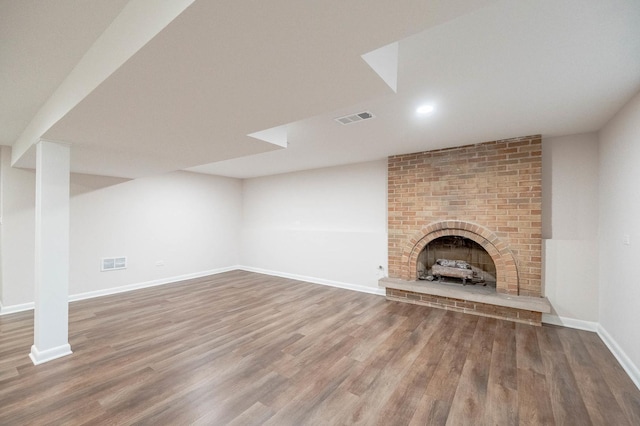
334, 111, 375, 125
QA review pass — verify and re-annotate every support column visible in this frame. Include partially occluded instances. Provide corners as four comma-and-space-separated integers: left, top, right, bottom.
29, 140, 72, 365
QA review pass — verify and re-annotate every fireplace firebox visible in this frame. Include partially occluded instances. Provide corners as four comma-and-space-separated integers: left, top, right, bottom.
417, 236, 496, 288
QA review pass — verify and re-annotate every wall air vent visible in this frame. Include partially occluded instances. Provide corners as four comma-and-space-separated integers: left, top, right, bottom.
101, 257, 127, 271
334, 111, 375, 125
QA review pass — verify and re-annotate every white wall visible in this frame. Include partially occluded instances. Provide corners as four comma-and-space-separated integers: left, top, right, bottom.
598, 89, 640, 379
543, 133, 600, 240
0, 148, 3, 305
241, 160, 388, 292
68, 171, 242, 297
0, 147, 242, 310
0, 146, 36, 307
2, 157, 388, 307
542, 134, 599, 326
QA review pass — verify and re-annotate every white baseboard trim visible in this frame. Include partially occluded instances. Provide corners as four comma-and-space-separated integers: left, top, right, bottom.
0, 266, 239, 315
0, 301, 35, 316
542, 314, 598, 332
238, 266, 386, 296
597, 324, 640, 391
69, 266, 238, 303
29, 343, 73, 365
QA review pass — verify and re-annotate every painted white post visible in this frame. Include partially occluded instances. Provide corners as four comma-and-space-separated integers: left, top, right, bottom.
29, 140, 72, 365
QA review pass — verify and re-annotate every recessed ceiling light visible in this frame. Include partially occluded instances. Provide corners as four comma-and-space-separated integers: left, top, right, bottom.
416, 104, 435, 115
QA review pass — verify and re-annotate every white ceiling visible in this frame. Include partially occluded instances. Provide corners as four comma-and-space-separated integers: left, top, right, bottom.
2, 0, 640, 179
0, 0, 129, 146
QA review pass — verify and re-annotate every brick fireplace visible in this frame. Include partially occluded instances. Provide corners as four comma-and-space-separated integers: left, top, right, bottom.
379, 135, 550, 325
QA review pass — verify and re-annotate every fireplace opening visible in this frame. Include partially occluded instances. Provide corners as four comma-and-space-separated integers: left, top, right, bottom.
417, 236, 497, 289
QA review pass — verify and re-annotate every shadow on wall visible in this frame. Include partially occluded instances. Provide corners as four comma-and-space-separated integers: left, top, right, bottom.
70, 173, 131, 197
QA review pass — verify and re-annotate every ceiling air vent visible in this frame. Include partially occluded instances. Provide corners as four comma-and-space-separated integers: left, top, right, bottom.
334, 111, 375, 125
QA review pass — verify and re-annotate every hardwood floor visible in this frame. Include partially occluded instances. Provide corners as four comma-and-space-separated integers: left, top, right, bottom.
1, 270, 639, 425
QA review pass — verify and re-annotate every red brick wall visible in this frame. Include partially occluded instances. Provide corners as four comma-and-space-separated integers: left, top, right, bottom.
387, 136, 542, 297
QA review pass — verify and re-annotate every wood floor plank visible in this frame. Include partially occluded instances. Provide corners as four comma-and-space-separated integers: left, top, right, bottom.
263, 356, 359, 425
375, 308, 447, 425
517, 368, 556, 426
485, 320, 519, 425
516, 322, 545, 374
514, 323, 556, 425
536, 325, 593, 425
578, 329, 640, 425
346, 323, 437, 424
409, 395, 450, 426
0, 271, 638, 425
423, 312, 478, 403
446, 316, 497, 425
557, 326, 631, 425
223, 401, 276, 426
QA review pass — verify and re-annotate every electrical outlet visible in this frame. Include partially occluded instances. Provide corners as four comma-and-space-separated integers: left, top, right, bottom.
623, 234, 631, 246
155, 260, 165, 267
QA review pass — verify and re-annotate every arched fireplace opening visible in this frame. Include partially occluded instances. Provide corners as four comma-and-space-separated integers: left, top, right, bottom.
417, 236, 497, 289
